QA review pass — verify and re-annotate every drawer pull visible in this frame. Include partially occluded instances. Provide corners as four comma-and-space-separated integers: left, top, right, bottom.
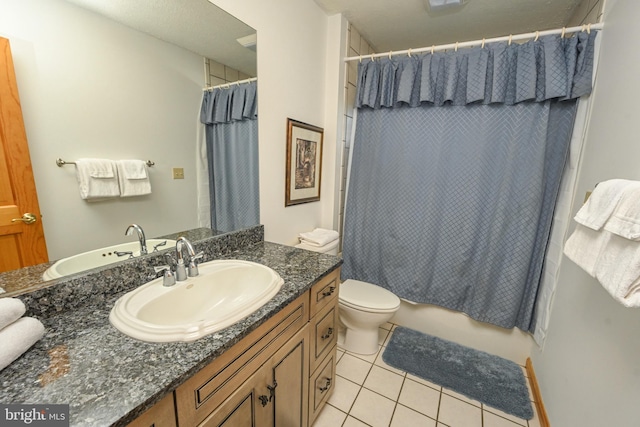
319, 378, 332, 393
321, 286, 336, 297
258, 395, 269, 407
321, 327, 334, 340
267, 380, 278, 402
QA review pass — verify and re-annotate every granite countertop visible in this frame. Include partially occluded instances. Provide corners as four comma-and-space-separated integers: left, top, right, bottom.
0, 240, 342, 427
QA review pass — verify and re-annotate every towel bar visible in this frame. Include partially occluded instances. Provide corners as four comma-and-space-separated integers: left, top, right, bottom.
56, 158, 155, 167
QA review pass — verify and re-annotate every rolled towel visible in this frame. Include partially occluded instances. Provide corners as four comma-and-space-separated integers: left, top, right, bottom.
0, 298, 26, 331
0, 317, 45, 372
603, 184, 640, 240
574, 179, 631, 230
75, 158, 120, 200
298, 228, 339, 247
116, 160, 152, 197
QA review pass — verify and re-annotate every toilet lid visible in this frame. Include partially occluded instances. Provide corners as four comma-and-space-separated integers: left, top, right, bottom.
340, 279, 400, 311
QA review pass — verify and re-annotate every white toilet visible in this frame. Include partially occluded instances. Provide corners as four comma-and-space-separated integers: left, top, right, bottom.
338, 279, 400, 355
295, 236, 400, 355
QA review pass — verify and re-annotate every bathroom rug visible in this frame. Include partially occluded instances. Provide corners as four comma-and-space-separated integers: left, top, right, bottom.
382, 326, 533, 420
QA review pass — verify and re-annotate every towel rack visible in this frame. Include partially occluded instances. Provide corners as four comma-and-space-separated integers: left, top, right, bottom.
56, 158, 155, 167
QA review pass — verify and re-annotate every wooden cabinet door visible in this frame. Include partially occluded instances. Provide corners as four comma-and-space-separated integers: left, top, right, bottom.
0, 37, 48, 272
199, 367, 273, 427
270, 325, 309, 427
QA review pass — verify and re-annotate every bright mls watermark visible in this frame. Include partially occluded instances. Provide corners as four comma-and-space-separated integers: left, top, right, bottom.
0, 405, 69, 426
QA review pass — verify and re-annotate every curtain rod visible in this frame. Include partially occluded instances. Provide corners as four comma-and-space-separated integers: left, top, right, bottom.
203, 77, 257, 92
344, 23, 604, 62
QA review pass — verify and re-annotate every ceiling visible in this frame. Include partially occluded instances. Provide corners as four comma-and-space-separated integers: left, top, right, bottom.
65, 0, 257, 76
313, 0, 583, 53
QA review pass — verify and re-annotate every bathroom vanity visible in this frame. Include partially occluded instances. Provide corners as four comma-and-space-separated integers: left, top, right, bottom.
0, 226, 342, 427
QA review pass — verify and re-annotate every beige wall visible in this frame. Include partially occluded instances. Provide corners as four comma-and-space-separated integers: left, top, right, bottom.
531, 0, 640, 425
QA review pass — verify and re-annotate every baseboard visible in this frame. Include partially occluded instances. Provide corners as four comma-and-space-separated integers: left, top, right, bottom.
526, 357, 550, 427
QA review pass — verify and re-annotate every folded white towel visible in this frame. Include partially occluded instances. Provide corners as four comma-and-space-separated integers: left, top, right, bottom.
0, 317, 45, 372
299, 228, 339, 247
75, 158, 120, 200
594, 233, 640, 307
116, 160, 151, 197
0, 298, 26, 331
574, 179, 631, 230
564, 224, 610, 277
603, 184, 640, 240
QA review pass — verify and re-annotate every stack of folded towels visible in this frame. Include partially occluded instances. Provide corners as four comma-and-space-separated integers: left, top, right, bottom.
75, 158, 152, 200
296, 228, 340, 253
564, 179, 640, 307
0, 298, 45, 371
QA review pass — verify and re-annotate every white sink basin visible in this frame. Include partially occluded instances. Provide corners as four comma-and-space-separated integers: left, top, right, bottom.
42, 239, 177, 280
109, 260, 284, 342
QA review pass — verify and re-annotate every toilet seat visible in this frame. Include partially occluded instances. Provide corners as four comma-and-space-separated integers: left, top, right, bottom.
340, 279, 400, 313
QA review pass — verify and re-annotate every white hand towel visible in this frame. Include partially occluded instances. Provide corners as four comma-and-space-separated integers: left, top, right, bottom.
0, 317, 45, 372
574, 179, 631, 230
0, 298, 26, 331
593, 233, 640, 307
116, 160, 152, 197
563, 224, 611, 277
298, 228, 339, 247
75, 158, 120, 200
603, 183, 640, 240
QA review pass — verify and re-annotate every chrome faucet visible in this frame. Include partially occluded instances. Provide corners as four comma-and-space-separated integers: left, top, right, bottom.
125, 224, 147, 255
175, 237, 203, 281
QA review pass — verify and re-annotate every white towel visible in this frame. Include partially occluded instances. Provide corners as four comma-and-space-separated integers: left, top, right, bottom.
574, 179, 631, 230
116, 160, 151, 197
298, 228, 339, 247
75, 158, 120, 200
0, 298, 26, 331
0, 317, 45, 372
593, 233, 640, 307
564, 224, 610, 277
603, 184, 640, 240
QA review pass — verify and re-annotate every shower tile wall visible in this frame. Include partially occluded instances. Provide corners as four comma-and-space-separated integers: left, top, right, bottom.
204, 58, 252, 87
338, 24, 376, 251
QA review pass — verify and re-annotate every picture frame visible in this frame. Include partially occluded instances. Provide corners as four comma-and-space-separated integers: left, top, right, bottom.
285, 118, 324, 206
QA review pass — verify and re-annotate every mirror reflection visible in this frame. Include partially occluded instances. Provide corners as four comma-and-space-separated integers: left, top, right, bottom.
0, 0, 258, 278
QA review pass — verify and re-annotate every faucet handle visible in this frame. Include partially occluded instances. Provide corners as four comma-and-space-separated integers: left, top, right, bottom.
154, 265, 176, 287
187, 251, 204, 277
115, 251, 134, 259
152, 240, 168, 252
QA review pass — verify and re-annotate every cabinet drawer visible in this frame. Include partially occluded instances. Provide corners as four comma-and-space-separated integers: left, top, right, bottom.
309, 268, 340, 318
127, 393, 176, 427
310, 302, 338, 374
308, 348, 336, 426
176, 292, 309, 427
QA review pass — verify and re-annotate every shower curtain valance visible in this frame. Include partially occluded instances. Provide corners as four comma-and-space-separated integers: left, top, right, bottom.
356, 31, 597, 109
200, 80, 258, 125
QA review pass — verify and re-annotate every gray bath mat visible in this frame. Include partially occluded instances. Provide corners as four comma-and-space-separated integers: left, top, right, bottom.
383, 326, 533, 420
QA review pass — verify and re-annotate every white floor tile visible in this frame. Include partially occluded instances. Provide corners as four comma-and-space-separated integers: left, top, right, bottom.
391, 404, 437, 427
347, 347, 380, 364
483, 405, 528, 426
378, 328, 390, 345
337, 353, 373, 385
438, 394, 482, 427
328, 375, 361, 413
442, 388, 481, 407
380, 322, 393, 331
349, 388, 396, 427
343, 416, 370, 427
397, 378, 441, 419
406, 373, 441, 391
527, 405, 542, 427
484, 410, 525, 427
312, 404, 347, 427
363, 365, 405, 401
374, 350, 406, 376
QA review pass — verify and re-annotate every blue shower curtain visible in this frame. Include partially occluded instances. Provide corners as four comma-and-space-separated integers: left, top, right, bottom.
342, 32, 597, 332
200, 81, 259, 232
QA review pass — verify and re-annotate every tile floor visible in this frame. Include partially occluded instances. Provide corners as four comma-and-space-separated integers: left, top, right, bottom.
313, 323, 542, 427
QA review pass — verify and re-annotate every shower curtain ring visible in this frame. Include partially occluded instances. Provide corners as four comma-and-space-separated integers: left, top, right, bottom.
408, 48, 412, 57
508, 34, 513, 45
389, 50, 393, 59
455, 42, 459, 52
561, 27, 566, 38
534, 31, 539, 41
587, 23, 591, 34
481, 38, 485, 49
431, 45, 435, 55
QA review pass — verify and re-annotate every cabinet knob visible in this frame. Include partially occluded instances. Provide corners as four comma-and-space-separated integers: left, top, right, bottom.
319, 378, 332, 393
258, 395, 269, 407
322, 286, 336, 297
267, 380, 278, 402
321, 327, 334, 340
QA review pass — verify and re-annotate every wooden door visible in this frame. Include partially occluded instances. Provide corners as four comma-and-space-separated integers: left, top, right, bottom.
0, 37, 48, 272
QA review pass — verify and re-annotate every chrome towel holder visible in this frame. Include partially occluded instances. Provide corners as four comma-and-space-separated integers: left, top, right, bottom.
56, 158, 155, 167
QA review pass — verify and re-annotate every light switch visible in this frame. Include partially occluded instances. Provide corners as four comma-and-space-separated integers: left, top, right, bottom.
172, 168, 184, 179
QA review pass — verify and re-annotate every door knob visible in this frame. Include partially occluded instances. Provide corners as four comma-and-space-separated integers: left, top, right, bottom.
11, 213, 37, 225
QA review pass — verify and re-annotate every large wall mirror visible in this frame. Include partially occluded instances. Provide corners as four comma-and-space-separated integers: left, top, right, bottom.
0, 0, 257, 277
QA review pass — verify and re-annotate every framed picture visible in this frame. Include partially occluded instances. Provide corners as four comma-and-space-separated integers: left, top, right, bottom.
285, 118, 324, 206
